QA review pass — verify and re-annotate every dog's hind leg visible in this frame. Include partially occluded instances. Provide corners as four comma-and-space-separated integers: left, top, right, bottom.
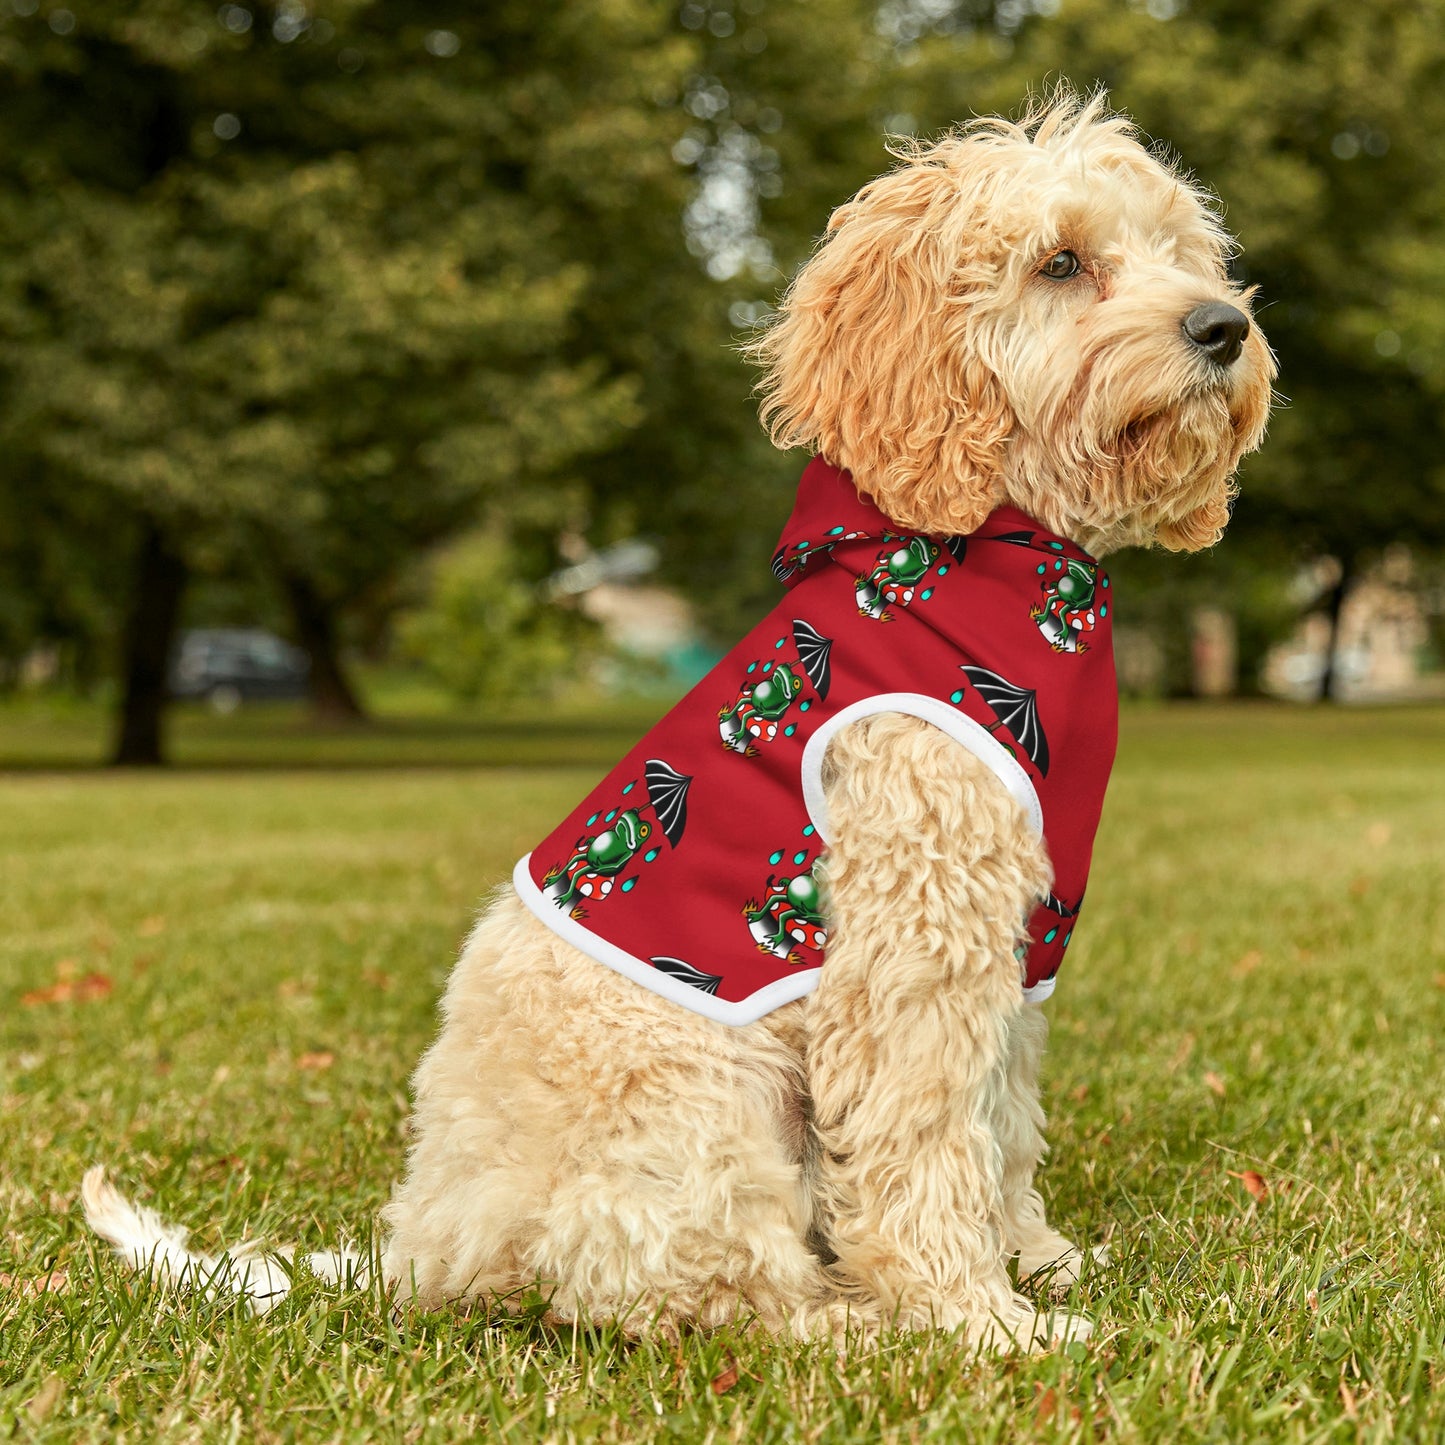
804, 713, 1091, 1350
383, 896, 833, 1338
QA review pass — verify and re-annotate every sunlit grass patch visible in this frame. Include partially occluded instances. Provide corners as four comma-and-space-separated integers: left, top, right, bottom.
2, 703, 1443, 1441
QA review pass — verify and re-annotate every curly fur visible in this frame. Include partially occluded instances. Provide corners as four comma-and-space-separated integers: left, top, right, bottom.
85, 87, 1272, 1353
749, 90, 1273, 555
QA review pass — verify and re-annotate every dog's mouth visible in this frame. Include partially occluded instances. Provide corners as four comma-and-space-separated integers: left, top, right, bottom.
1119, 380, 1241, 453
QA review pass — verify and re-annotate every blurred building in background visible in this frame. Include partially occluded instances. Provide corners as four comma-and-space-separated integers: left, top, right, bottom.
1262, 551, 1438, 702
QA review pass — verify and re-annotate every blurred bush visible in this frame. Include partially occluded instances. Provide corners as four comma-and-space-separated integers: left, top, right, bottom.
396, 533, 598, 706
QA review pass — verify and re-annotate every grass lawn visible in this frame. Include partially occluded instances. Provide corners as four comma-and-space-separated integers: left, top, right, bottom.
2, 701, 1443, 1442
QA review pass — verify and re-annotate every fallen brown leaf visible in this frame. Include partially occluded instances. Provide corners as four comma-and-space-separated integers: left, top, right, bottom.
27, 1374, 64, 1423
361, 968, 394, 992
1232, 950, 1263, 977
1070, 1083, 1089, 1103
1034, 1386, 1058, 1426
21, 972, 113, 1007
21, 982, 69, 1006
1433, 973, 1445, 990
296, 1051, 335, 1072
0, 1268, 69, 1298
1339, 1380, 1358, 1419
1167, 1033, 1196, 1072
710, 1358, 739, 1396
1204, 1071, 1227, 1098
1228, 1169, 1268, 1201
1348, 876, 1372, 899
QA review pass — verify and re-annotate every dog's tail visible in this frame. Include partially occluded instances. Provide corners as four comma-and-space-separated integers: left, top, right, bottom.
81, 1165, 368, 1315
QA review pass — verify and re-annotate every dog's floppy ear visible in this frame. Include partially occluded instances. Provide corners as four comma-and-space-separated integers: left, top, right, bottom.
750, 144, 1012, 535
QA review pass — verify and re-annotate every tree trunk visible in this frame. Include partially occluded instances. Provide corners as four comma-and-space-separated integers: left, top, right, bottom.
1317, 553, 1355, 703
283, 572, 366, 724
111, 521, 187, 766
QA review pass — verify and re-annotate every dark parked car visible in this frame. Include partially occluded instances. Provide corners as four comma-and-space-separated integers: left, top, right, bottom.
169, 629, 310, 712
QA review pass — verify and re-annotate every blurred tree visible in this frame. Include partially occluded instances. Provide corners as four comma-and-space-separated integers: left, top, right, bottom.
0, 1, 687, 758
396, 529, 594, 705
572, 0, 886, 634
0, 0, 899, 755
0, 456, 130, 693
10, 0, 1442, 743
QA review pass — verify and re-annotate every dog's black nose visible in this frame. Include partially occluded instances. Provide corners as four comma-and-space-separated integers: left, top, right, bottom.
1182, 302, 1250, 367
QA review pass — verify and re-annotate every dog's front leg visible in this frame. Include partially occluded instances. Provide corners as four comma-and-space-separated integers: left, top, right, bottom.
806, 712, 1088, 1350
994, 1004, 1097, 1290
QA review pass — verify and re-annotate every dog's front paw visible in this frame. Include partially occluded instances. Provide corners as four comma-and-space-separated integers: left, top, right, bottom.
1031, 1308, 1093, 1348
1017, 1238, 1110, 1294
970, 1296, 1093, 1353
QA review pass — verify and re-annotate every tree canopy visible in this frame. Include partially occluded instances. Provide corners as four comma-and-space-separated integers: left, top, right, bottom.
2, 0, 1442, 747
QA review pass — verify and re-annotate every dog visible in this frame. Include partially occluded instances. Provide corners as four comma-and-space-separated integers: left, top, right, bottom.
85, 89, 1273, 1351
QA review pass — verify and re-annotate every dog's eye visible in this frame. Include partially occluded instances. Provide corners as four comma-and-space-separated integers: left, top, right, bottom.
1041, 250, 1081, 280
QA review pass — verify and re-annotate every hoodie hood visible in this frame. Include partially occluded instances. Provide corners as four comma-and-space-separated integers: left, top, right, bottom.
771, 456, 1099, 586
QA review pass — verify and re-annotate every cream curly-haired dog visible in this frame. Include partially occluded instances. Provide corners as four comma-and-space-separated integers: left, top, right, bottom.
85, 91, 1273, 1350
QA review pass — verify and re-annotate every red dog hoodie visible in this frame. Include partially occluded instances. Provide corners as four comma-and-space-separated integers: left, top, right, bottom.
515, 457, 1119, 1025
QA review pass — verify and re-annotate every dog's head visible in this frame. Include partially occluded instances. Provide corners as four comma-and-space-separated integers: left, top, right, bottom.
751, 89, 1275, 555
